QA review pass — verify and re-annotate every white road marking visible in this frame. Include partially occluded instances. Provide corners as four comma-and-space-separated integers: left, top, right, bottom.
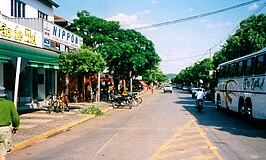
95, 133, 119, 156
127, 115, 137, 124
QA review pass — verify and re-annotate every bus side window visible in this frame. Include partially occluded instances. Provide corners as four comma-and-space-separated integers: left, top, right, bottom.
230, 63, 236, 77
223, 65, 227, 78
227, 64, 232, 77
245, 58, 254, 76
236, 61, 243, 76
219, 66, 223, 78
254, 54, 265, 75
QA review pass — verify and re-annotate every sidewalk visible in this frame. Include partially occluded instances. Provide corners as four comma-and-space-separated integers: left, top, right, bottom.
12, 90, 151, 152
12, 101, 113, 152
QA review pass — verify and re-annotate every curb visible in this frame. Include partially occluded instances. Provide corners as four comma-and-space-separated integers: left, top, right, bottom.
12, 107, 112, 152
11, 91, 151, 152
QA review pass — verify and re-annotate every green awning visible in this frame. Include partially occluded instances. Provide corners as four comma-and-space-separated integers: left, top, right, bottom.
0, 39, 59, 66
0, 56, 10, 63
28, 62, 59, 69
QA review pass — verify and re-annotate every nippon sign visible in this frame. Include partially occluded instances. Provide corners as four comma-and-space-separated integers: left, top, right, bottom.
43, 20, 83, 50
0, 17, 42, 47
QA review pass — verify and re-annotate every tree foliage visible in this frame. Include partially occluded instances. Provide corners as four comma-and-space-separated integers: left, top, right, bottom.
59, 47, 106, 76
213, 14, 266, 68
70, 10, 161, 81
174, 14, 266, 87
142, 69, 169, 83
172, 58, 214, 86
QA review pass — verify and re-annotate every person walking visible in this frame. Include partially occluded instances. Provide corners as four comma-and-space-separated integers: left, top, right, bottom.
0, 86, 20, 160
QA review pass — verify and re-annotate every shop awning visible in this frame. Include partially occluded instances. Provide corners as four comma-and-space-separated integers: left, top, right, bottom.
0, 39, 60, 67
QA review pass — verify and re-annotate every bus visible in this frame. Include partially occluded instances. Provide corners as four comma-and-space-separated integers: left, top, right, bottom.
215, 47, 266, 119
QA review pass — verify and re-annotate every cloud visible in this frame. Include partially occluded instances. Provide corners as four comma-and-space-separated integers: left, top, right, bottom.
106, 10, 154, 30
139, 9, 151, 15
200, 19, 231, 30
107, 13, 138, 25
188, 8, 193, 12
248, 3, 258, 11
151, 0, 158, 4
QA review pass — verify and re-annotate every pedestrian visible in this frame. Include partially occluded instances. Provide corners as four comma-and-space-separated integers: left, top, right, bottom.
87, 84, 92, 101
108, 84, 114, 100
0, 86, 20, 160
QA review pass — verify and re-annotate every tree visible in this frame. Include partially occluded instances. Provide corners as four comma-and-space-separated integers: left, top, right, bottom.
70, 10, 161, 90
213, 14, 266, 68
142, 69, 168, 84
59, 47, 106, 96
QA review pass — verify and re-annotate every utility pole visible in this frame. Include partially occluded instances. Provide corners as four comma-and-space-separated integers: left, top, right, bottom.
129, 71, 132, 95
96, 72, 101, 102
209, 48, 212, 59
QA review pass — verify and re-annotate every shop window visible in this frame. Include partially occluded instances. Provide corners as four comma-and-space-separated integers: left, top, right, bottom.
38, 11, 48, 20
11, 0, 25, 18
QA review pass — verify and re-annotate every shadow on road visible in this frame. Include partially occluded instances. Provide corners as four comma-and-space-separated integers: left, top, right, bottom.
175, 92, 266, 139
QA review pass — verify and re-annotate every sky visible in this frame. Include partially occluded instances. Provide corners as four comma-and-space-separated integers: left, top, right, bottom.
54, 0, 266, 74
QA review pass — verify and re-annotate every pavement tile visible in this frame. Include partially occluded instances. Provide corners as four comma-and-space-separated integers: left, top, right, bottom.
11, 90, 151, 152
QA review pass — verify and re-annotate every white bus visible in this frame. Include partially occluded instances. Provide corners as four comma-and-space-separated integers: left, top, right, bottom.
215, 47, 266, 119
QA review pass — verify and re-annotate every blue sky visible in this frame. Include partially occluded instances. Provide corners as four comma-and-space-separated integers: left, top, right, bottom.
54, 0, 266, 74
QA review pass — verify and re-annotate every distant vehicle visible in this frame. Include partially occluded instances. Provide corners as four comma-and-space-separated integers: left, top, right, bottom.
182, 86, 189, 91
215, 47, 266, 119
163, 84, 173, 93
190, 87, 197, 94
205, 89, 214, 101
191, 88, 205, 98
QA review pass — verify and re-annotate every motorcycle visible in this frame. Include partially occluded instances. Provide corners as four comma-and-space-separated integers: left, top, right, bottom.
112, 95, 133, 109
195, 99, 204, 112
131, 92, 142, 106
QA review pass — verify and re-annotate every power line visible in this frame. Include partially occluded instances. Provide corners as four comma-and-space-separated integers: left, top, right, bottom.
133, 0, 261, 30
208, 0, 266, 55
161, 52, 209, 62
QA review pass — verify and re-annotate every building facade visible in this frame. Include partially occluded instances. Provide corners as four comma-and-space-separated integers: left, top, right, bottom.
0, 0, 82, 107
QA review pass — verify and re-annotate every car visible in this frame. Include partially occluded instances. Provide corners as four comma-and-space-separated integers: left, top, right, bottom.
190, 87, 197, 94
191, 88, 205, 98
163, 84, 173, 93
182, 86, 189, 91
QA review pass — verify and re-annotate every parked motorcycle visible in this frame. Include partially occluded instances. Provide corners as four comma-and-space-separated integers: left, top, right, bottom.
46, 94, 69, 113
195, 99, 204, 112
112, 95, 133, 109
131, 92, 142, 106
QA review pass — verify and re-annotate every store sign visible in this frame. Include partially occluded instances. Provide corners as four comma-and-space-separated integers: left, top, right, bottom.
43, 20, 83, 50
0, 18, 42, 47
43, 38, 50, 47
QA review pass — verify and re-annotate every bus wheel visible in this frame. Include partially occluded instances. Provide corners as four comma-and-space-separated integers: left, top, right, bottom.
238, 100, 245, 120
216, 95, 222, 111
245, 98, 252, 119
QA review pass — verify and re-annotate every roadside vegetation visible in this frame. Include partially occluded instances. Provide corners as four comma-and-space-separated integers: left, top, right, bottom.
77, 106, 104, 116
172, 14, 266, 87
59, 10, 168, 93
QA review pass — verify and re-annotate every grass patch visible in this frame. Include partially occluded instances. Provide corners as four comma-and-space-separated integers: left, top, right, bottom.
78, 106, 104, 116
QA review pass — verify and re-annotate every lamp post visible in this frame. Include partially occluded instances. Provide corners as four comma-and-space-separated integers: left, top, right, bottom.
96, 72, 101, 102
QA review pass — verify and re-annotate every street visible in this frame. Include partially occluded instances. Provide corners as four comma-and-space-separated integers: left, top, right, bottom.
8, 88, 266, 160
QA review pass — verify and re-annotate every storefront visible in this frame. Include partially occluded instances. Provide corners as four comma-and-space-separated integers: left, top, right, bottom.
0, 15, 60, 107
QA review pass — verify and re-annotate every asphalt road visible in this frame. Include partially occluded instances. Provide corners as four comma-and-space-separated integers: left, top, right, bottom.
8, 88, 266, 160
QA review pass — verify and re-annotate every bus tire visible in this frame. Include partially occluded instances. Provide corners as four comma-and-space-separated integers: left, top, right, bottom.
245, 98, 252, 119
216, 95, 222, 111
238, 98, 245, 120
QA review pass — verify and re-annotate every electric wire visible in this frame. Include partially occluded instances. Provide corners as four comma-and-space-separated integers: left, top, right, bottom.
208, 0, 266, 54
161, 1, 266, 63
133, 0, 261, 30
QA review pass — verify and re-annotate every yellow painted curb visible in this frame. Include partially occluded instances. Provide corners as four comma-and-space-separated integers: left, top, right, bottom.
12, 107, 112, 152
